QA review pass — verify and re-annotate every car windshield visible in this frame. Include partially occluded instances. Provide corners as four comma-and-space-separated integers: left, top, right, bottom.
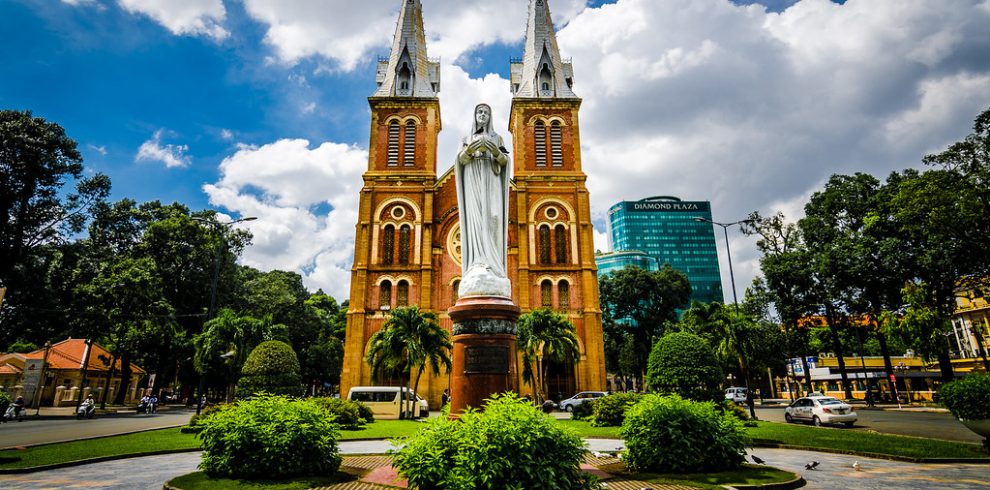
817, 398, 842, 405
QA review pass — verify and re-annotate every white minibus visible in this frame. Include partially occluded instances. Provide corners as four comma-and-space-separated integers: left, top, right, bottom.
347, 386, 421, 419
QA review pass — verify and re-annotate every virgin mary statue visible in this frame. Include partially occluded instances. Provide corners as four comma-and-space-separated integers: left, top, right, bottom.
455, 103, 511, 299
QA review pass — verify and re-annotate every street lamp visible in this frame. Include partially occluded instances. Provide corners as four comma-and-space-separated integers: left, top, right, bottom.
192, 215, 257, 414
695, 216, 756, 418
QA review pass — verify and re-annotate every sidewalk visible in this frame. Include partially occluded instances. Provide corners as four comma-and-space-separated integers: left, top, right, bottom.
17, 403, 187, 420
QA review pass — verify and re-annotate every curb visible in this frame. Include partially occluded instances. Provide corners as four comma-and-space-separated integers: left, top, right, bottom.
0, 424, 188, 451
751, 442, 990, 464
0, 447, 201, 474
726, 475, 806, 490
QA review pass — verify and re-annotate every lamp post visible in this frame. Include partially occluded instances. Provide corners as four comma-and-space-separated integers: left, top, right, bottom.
192, 216, 257, 415
694, 216, 756, 418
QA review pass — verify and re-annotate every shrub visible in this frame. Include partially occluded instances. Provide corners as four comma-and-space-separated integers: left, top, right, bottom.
570, 398, 596, 420
721, 400, 750, 421
591, 392, 643, 427
621, 394, 747, 473
198, 395, 341, 478
311, 397, 371, 429
354, 399, 375, 423
646, 332, 723, 401
939, 374, 990, 421
236, 340, 302, 397
391, 393, 598, 490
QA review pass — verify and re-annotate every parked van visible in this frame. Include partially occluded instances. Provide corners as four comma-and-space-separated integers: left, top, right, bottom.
347, 386, 420, 419
725, 387, 748, 404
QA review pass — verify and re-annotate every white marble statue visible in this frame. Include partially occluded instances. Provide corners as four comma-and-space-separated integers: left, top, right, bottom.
455, 103, 512, 299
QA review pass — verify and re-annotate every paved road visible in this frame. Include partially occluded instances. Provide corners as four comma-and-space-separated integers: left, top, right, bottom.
754, 407, 984, 444
2, 442, 987, 489
0, 410, 192, 449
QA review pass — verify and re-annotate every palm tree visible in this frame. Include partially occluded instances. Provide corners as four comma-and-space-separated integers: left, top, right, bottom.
365, 306, 452, 417
517, 308, 581, 403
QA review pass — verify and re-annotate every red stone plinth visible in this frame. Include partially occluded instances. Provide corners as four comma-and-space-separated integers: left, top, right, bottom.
448, 296, 521, 415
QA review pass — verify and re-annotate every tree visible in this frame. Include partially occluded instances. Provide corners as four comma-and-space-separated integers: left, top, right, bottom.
193, 308, 289, 401
237, 340, 303, 397
365, 306, 451, 417
646, 332, 723, 401
599, 265, 691, 380
517, 308, 582, 402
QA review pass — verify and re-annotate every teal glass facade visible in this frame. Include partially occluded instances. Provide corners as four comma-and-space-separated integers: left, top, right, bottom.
603, 196, 724, 304
595, 250, 656, 277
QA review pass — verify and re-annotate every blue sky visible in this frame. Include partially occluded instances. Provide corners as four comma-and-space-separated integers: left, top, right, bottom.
3, 0, 988, 301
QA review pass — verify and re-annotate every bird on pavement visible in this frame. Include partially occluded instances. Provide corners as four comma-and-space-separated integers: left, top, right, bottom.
805, 461, 820, 470
852, 461, 861, 471
751, 455, 766, 465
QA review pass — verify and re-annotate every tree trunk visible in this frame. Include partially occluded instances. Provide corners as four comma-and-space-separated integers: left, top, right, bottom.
100, 353, 118, 410
413, 367, 425, 416
114, 351, 133, 405
826, 306, 853, 399
937, 339, 954, 381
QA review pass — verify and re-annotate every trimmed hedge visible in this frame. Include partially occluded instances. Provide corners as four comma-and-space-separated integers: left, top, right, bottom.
621, 394, 748, 473
310, 397, 372, 429
236, 340, 302, 397
940, 373, 990, 421
198, 395, 341, 479
646, 332, 723, 402
591, 392, 643, 427
391, 393, 598, 489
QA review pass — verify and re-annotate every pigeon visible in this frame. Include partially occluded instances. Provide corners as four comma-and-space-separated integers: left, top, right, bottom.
852, 461, 861, 471
591, 451, 606, 458
751, 455, 766, 465
805, 461, 820, 470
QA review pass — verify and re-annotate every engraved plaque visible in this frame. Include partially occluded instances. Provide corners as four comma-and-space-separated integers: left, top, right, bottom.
464, 346, 509, 374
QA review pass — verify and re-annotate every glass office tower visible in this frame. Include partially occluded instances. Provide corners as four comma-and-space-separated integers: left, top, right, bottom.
603, 196, 724, 304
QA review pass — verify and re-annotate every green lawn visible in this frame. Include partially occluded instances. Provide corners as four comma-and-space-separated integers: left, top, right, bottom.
554, 419, 622, 438
745, 420, 988, 460
631, 464, 798, 489
167, 471, 359, 490
0, 427, 199, 470
338, 419, 424, 440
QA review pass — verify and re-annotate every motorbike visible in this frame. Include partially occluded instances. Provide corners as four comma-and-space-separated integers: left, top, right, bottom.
4, 405, 26, 422
76, 403, 96, 419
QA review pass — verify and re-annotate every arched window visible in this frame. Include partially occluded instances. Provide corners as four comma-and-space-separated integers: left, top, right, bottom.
380, 281, 392, 309
452, 279, 460, 304
554, 224, 567, 264
398, 225, 411, 265
387, 121, 400, 166
397, 280, 409, 307
403, 121, 416, 166
382, 225, 395, 265
541, 280, 553, 308
550, 121, 563, 167
538, 225, 551, 265
534, 121, 547, 167
558, 281, 570, 310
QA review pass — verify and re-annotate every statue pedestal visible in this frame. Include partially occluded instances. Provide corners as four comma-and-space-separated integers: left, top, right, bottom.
448, 296, 521, 415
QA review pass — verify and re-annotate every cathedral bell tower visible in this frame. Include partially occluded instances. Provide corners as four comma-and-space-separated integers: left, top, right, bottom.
341, 0, 442, 397
508, 0, 606, 393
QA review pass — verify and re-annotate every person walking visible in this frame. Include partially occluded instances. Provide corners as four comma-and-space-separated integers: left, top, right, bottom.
441, 388, 450, 407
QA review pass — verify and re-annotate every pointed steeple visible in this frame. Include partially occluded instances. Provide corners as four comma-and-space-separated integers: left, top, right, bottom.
511, 0, 576, 99
374, 0, 440, 98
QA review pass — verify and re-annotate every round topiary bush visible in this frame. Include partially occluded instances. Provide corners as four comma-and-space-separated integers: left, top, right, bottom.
591, 392, 643, 427
198, 395, 341, 478
646, 332, 723, 401
621, 394, 747, 473
939, 373, 990, 421
236, 340, 302, 397
392, 393, 598, 489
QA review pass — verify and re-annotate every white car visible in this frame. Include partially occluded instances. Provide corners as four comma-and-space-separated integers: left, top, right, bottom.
558, 391, 607, 412
784, 396, 857, 427
725, 387, 748, 404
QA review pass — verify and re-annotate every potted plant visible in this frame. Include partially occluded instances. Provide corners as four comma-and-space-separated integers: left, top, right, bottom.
939, 373, 990, 451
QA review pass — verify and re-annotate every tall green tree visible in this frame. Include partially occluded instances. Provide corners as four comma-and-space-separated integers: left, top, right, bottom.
598, 265, 691, 380
193, 308, 289, 401
517, 308, 582, 403
365, 306, 451, 417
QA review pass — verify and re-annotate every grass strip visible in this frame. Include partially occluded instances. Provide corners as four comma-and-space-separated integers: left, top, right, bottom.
338, 419, 424, 440
0, 427, 199, 470
635, 464, 798, 489
745, 421, 988, 460
166, 470, 359, 490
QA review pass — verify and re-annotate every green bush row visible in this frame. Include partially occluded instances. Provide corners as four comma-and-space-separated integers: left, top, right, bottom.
939, 373, 990, 421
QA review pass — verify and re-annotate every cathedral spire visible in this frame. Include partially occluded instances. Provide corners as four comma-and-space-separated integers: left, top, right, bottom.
374, 0, 439, 98
511, 0, 576, 99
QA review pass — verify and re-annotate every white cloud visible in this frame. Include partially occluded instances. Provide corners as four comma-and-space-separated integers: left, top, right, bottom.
210, 0, 990, 302
117, 0, 228, 40
87, 144, 108, 156
62, 0, 103, 7
204, 139, 366, 300
220, 129, 234, 141
136, 130, 190, 168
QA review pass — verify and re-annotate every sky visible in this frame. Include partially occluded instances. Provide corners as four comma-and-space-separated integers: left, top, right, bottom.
3, 0, 990, 303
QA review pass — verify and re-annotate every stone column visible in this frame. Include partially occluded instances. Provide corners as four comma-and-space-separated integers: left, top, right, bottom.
448, 296, 521, 414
